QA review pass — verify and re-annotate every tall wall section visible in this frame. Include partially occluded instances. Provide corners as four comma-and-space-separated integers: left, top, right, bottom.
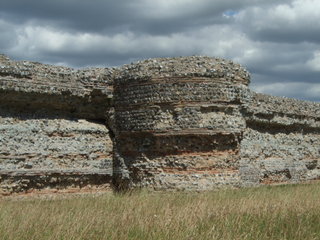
113, 57, 251, 190
0, 55, 115, 194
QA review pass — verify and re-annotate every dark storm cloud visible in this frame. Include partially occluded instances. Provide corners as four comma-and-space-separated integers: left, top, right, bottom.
0, 0, 131, 32
0, 20, 18, 49
0, 0, 287, 34
247, 29, 320, 44
0, 0, 319, 101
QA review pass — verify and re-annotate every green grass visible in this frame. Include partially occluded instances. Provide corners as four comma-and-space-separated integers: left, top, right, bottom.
1, 183, 320, 240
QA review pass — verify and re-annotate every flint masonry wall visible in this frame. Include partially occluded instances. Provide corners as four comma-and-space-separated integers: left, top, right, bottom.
240, 93, 320, 186
113, 57, 251, 190
0, 55, 115, 194
113, 57, 320, 190
1, 54, 319, 194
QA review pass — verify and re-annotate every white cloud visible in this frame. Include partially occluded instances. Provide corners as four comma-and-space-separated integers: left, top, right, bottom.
252, 81, 320, 101
307, 51, 320, 71
8, 24, 252, 65
236, 0, 320, 43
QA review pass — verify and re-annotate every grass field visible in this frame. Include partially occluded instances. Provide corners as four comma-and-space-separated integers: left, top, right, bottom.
0, 183, 320, 240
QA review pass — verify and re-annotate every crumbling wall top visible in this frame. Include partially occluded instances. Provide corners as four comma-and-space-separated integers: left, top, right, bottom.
116, 56, 250, 86
0, 54, 117, 119
249, 93, 320, 119
0, 54, 116, 97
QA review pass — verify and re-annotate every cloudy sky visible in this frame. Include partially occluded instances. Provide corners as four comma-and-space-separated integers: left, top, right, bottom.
0, 0, 319, 102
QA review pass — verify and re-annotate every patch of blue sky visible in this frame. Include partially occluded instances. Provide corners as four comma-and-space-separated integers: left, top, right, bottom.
223, 10, 238, 17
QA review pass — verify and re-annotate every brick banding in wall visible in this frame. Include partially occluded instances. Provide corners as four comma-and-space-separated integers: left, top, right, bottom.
0, 54, 319, 194
113, 57, 250, 190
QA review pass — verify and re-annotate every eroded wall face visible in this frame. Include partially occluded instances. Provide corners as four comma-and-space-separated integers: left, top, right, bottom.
0, 109, 113, 194
240, 93, 320, 186
113, 57, 251, 190
0, 55, 114, 194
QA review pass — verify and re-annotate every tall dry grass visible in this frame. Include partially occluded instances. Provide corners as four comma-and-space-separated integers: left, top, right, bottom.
0, 183, 320, 240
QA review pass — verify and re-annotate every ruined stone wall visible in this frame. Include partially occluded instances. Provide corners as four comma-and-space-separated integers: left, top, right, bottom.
113, 57, 251, 190
113, 57, 320, 191
240, 93, 320, 186
0, 55, 114, 194
1, 54, 319, 194
0, 54, 114, 119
